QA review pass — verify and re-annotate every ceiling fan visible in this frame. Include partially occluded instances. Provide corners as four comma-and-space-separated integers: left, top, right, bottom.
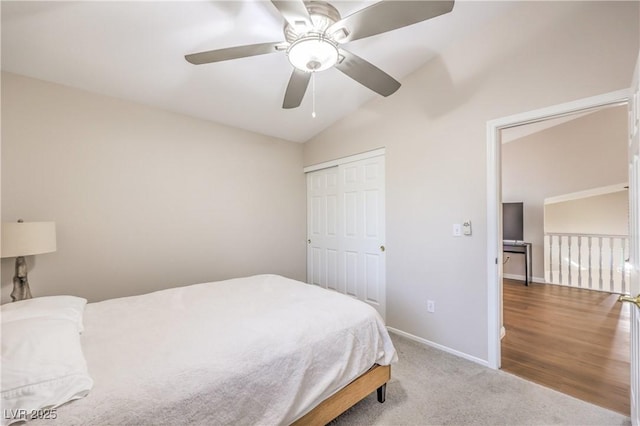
185, 0, 455, 110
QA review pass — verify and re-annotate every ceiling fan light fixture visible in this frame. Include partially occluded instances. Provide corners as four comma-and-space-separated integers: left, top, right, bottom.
287, 35, 338, 72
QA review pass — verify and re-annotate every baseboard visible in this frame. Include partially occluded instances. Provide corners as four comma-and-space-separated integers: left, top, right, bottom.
387, 327, 490, 368
503, 273, 546, 284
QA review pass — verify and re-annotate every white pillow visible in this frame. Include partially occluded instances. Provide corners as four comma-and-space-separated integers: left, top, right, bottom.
1, 317, 93, 425
1, 296, 87, 332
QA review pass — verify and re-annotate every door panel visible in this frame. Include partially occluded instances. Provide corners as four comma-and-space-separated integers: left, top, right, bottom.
365, 190, 380, 237
306, 155, 386, 319
344, 192, 358, 236
365, 253, 381, 303
326, 249, 338, 291
307, 167, 339, 289
345, 251, 359, 297
340, 156, 386, 317
326, 195, 337, 236
311, 247, 322, 286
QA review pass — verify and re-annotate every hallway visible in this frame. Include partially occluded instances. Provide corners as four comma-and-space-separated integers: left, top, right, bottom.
501, 279, 630, 414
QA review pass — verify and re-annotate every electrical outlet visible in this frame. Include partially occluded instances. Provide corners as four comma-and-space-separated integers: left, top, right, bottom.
427, 300, 435, 313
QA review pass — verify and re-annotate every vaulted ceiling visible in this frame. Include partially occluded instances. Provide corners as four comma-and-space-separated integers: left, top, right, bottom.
1, 1, 515, 142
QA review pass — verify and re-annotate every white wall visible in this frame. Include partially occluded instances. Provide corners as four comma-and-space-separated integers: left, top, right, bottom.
502, 106, 628, 281
545, 190, 628, 236
303, 1, 639, 361
1, 72, 306, 303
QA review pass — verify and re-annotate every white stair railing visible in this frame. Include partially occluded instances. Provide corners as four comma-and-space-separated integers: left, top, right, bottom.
544, 233, 629, 294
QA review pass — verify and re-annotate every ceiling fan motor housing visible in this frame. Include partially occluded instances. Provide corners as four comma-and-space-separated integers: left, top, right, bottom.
285, 1, 343, 73
283, 1, 342, 43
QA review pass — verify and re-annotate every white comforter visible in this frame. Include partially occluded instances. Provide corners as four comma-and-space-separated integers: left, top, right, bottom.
45, 274, 397, 425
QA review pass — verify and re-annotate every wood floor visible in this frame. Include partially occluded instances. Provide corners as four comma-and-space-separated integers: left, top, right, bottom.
501, 278, 630, 415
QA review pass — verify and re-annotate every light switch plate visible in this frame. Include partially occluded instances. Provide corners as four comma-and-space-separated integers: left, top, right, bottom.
453, 224, 462, 237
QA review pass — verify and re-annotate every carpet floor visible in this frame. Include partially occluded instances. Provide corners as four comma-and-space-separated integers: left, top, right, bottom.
331, 333, 630, 425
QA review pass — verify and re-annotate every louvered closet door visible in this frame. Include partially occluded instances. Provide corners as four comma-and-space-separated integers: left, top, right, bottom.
307, 155, 386, 320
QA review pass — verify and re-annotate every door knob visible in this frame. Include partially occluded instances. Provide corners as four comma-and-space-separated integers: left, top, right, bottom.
618, 294, 640, 308
380, 245, 385, 252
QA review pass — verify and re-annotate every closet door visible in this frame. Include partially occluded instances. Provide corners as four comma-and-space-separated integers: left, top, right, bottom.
307, 155, 386, 319
307, 166, 340, 292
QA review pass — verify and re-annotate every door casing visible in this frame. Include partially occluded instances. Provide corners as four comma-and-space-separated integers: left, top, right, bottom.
627, 51, 640, 426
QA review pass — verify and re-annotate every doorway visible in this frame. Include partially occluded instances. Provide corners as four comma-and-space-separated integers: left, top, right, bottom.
487, 91, 629, 415
498, 106, 630, 414
486, 91, 631, 408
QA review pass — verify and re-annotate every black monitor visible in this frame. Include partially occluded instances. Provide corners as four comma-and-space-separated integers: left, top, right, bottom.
503, 202, 524, 242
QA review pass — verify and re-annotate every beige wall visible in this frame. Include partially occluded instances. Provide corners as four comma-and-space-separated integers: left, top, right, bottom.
303, 1, 638, 361
1, 72, 306, 303
502, 106, 628, 281
545, 191, 628, 236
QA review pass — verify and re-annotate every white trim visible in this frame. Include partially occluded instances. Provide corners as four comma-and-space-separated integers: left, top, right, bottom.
486, 120, 502, 371
503, 273, 546, 284
544, 182, 628, 205
387, 326, 490, 368
303, 148, 385, 173
488, 89, 629, 131
501, 110, 596, 144
486, 89, 630, 370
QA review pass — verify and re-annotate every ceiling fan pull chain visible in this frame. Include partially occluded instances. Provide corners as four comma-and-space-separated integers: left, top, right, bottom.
311, 72, 317, 118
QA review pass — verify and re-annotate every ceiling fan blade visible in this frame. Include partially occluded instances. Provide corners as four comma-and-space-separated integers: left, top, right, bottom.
185, 42, 283, 65
271, 0, 312, 29
283, 69, 311, 109
335, 49, 401, 97
328, 0, 454, 43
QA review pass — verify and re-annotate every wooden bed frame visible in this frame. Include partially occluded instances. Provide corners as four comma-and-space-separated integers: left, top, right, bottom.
292, 364, 391, 425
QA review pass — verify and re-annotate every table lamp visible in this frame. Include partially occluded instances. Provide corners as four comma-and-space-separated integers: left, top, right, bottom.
1, 220, 57, 302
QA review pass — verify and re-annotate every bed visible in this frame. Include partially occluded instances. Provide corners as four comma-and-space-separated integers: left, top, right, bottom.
1, 274, 397, 425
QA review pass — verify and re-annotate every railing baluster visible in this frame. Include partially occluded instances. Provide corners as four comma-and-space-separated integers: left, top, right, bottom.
558, 236, 563, 284
577, 236, 582, 287
609, 236, 614, 292
589, 237, 593, 288
620, 238, 627, 294
568, 235, 572, 286
549, 235, 554, 283
598, 237, 603, 290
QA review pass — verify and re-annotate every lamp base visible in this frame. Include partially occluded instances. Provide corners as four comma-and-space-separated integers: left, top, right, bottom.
10, 256, 32, 302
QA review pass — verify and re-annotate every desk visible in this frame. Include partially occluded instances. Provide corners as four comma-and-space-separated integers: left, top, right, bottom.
503, 241, 532, 286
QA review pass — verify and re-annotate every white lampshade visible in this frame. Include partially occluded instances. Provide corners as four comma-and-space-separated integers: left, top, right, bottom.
1, 222, 57, 258
287, 36, 339, 72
